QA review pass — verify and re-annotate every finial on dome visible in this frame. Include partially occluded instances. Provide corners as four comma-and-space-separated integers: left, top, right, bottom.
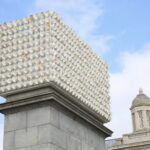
139, 88, 143, 94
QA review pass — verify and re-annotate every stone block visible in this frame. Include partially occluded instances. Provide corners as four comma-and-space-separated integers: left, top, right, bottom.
80, 123, 103, 148
5, 111, 26, 132
82, 142, 95, 150
3, 131, 15, 150
49, 143, 66, 150
98, 136, 106, 150
49, 125, 67, 149
15, 129, 26, 148
26, 127, 38, 146
26, 144, 50, 150
85, 128, 98, 146
50, 106, 60, 127
16, 148, 27, 150
74, 120, 87, 140
27, 106, 50, 127
59, 111, 76, 135
15, 127, 38, 148
67, 135, 82, 150
38, 124, 50, 144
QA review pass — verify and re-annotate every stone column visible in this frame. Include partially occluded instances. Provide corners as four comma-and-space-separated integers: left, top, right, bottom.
131, 112, 136, 132
0, 84, 112, 150
143, 110, 148, 128
135, 112, 140, 131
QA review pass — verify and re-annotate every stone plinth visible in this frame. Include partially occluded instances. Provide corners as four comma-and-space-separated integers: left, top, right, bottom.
0, 84, 112, 150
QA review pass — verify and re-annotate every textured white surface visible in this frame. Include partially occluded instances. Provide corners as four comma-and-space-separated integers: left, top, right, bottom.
0, 11, 110, 122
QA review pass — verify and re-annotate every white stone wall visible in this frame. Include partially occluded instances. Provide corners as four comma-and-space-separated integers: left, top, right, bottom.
0, 11, 110, 122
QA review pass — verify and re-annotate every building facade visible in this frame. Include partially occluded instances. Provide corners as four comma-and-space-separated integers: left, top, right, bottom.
106, 89, 150, 150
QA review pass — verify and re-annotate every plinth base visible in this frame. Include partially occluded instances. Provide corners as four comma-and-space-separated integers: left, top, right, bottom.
0, 84, 112, 150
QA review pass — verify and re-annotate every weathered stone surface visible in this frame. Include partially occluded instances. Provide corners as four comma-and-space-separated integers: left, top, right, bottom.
49, 124, 67, 149
50, 106, 60, 127
15, 129, 27, 148
59, 110, 76, 134
27, 106, 50, 127
3, 131, 15, 150
15, 127, 38, 148
16, 148, 27, 150
49, 143, 66, 150
38, 124, 50, 144
5, 111, 26, 132
82, 142, 95, 150
2, 93, 110, 150
67, 135, 82, 150
26, 127, 38, 146
0, 86, 112, 136
26, 143, 50, 150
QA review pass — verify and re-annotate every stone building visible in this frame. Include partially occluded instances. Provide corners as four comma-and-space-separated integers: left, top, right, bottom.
106, 89, 150, 150
0, 11, 112, 150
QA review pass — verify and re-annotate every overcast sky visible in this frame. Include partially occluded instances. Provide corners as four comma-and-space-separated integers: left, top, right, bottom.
1, 0, 150, 149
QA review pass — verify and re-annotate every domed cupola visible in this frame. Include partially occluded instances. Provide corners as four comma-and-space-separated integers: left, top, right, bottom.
130, 89, 150, 132
131, 89, 150, 109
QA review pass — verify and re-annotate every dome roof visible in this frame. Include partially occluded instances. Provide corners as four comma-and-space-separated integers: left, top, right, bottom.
131, 89, 150, 109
